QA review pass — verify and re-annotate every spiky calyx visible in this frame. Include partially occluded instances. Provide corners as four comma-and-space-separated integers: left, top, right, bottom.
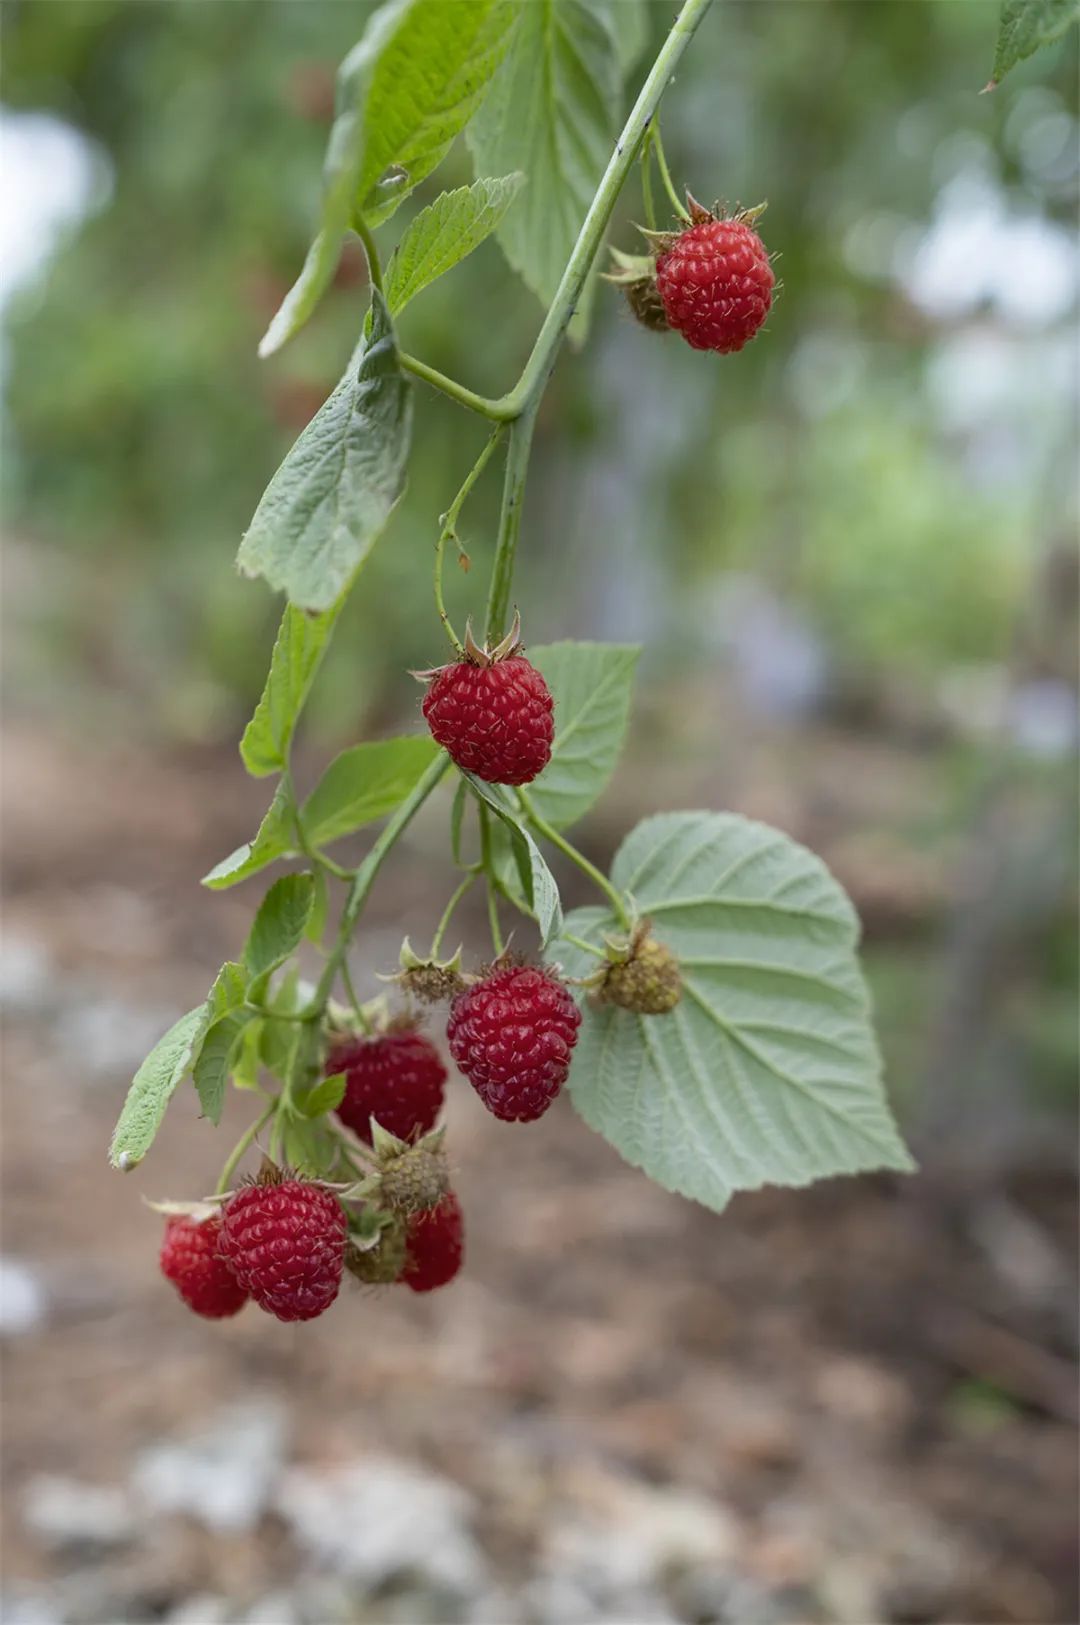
159, 1215, 248, 1320
218, 1173, 347, 1323
401, 1192, 465, 1293
598, 931, 682, 1015
603, 247, 670, 333
390, 939, 467, 1005
418, 614, 554, 787
447, 962, 581, 1122
327, 1025, 446, 1146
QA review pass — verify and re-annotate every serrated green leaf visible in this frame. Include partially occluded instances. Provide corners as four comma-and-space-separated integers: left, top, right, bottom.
298, 1072, 348, 1119
466, 0, 620, 313
464, 773, 563, 945
232, 1018, 264, 1091
555, 812, 914, 1215
301, 736, 441, 848
258, 0, 416, 356
109, 1006, 211, 1170
382, 175, 525, 317
990, 0, 1078, 84
240, 606, 341, 779
193, 1010, 251, 1127
259, 1015, 297, 1081
202, 783, 297, 891
239, 291, 411, 612
528, 641, 639, 830
244, 874, 316, 995
354, 0, 517, 228
208, 960, 249, 1020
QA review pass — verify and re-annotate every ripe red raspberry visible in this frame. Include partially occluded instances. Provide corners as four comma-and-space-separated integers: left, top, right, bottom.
422, 650, 553, 786
447, 964, 581, 1122
655, 215, 774, 354
159, 1215, 248, 1320
218, 1177, 347, 1323
401, 1192, 464, 1293
327, 1030, 446, 1145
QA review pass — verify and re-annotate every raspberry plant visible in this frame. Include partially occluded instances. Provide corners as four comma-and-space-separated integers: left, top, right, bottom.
110, 0, 923, 1316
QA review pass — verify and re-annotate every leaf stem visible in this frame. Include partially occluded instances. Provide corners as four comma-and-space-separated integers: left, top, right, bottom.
216, 1102, 275, 1195
354, 215, 384, 295
436, 425, 505, 654
517, 789, 630, 929
562, 933, 608, 960
400, 352, 515, 421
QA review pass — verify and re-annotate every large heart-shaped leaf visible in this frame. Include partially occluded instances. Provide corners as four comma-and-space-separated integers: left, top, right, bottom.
555, 811, 914, 1213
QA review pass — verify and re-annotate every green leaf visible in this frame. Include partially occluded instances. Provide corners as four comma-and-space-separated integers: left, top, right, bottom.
244, 874, 316, 995
383, 175, 525, 317
305, 867, 329, 944
192, 1010, 251, 1127
298, 1072, 348, 1119
450, 779, 469, 866
281, 1111, 341, 1178
202, 782, 297, 891
108, 1006, 211, 1170
609, 0, 651, 73
528, 641, 639, 830
239, 291, 412, 612
353, 0, 517, 228
555, 812, 915, 1215
232, 1018, 264, 1091
301, 736, 441, 848
208, 960, 248, 1020
466, 0, 620, 311
241, 604, 341, 779
989, 0, 1078, 84
464, 773, 563, 945
258, 0, 416, 356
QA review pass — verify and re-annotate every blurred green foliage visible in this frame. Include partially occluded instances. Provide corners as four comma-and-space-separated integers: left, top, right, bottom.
1, 0, 1076, 742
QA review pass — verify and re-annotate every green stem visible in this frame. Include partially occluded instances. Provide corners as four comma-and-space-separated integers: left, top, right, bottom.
518, 789, 631, 929
483, 0, 713, 636
503, 0, 712, 416
307, 752, 453, 1016
340, 957, 374, 1034
477, 805, 505, 957
485, 405, 538, 643
217, 1103, 275, 1195
640, 125, 658, 230
562, 933, 609, 960
430, 872, 477, 958
436, 425, 505, 654
354, 215, 384, 295
652, 123, 690, 221
400, 352, 514, 421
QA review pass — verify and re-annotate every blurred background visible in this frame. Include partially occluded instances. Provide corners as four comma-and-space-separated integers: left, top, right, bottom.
1, 1, 1077, 1621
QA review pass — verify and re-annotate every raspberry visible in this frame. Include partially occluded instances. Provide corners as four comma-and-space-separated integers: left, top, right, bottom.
421, 626, 553, 786
328, 1030, 446, 1145
401, 1192, 464, 1293
655, 214, 773, 354
599, 933, 682, 1015
218, 1176, 347, 1322
447, 964, 581, 1122
159, 1215, 248, 1320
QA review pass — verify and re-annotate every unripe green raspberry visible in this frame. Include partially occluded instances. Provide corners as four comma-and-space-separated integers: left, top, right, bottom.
378, 1142, 450, 1215
345, 1221, 407, 1285
600, 935, 682, 1015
